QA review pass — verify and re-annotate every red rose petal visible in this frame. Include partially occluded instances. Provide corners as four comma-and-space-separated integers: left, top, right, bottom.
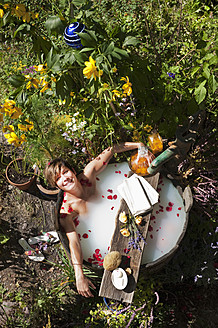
150, 234, 153, 239
96, 177, 100, 181
61, 207, 64, 209
119, 171, 121, 174
107, 195, 113, 200
124, 174, 127, 177
68, 206, 73, 213
113, 194, 117, 200
156, 211, 159, 214
107, 189, 113, 193
151, 216, 156, 220
63, 199, 67, 203
74, 217, 80, 227
111, 207, 114, 210
178, 207, 182, 210
177, 213, 179, 217
166, 206, 172, 212
115, 171, 118, 173
148, 225, 153, 231
88, 229, 91, 232
168, 202, 174, 207
102, 195, 105, 198
157, 188, 162, 192
95, 249, 100, 254
103, 161, 107, 165
82, 233, 88, 239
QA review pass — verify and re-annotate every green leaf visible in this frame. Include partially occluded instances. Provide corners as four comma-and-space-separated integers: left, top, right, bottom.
208, 75, 217, 94
79, 30, 97, 47
71, 0, 86, 6
8, 74, 25, 87
104, 42, 115, 55
113, 47, 129, 58
123, 36, 140, 47
191, 66, 200, 78
79, 47, 95, 53
14, 23, 31, 38
45, 16, 64, 34
194, 81, 207, 104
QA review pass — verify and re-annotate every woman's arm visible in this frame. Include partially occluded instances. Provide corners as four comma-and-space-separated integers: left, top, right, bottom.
67, 230, 95, 297
85, 141, 145, 176
60, 216, 95, 297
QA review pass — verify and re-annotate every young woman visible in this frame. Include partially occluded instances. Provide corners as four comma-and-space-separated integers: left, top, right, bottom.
44, 142, 145, 297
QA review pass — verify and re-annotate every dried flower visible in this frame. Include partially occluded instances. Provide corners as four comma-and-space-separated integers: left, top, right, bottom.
135, 215, 142, 225
119, 211, 128, 223
120, 228, 130, 237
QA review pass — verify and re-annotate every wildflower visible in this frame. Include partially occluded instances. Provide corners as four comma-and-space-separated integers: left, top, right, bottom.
3, 4, 10, 9
144, 124, 153, 132
25, 119, 34, 131
120, 228, 130, 237
112, 67, 117, 73
26, 78, 39, 89
121, 76, 132, 96
59, 99, 66, 105
83, 56, 100, 80
4, 132, 26, 147
34, 64, 47, 72
119, 211, 128, 223
22, 11, 30, 23
135, 216, 143, 225
167, 72, 175, 79
70, 91, 75, 97
2, 125, 15, 133
4, 106, 22, 119
12, 4, 26, 18
18, 124, 30, 132
112, 90, 121, 101
0, 9, 4, 18
40, 81, 51, 93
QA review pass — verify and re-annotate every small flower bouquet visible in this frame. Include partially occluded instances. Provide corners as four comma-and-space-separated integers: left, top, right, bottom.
119, 211, 147, 253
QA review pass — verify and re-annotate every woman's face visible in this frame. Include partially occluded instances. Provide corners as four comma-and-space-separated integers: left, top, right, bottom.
55, 166, 77, 192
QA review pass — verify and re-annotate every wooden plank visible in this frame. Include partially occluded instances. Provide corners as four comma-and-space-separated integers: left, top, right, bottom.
99, 173, 160, 303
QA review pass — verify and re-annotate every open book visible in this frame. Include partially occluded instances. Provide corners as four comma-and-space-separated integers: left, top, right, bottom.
117, 174, 159, 216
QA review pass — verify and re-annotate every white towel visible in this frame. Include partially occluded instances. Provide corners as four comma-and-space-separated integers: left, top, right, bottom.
117, 174, 159, 216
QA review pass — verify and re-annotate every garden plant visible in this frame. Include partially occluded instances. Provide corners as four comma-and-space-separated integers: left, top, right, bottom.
0, 0, 217, 327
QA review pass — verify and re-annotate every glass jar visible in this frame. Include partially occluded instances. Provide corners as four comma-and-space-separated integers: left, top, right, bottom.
148, 131, 163, 154
129, 146, 155, 176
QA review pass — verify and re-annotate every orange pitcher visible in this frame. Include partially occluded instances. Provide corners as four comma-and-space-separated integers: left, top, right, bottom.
129, 146, 155, 176
148, 131, 163, 154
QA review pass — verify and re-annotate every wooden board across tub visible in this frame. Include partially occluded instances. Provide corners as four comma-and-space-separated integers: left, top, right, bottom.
99, 173, 160, 303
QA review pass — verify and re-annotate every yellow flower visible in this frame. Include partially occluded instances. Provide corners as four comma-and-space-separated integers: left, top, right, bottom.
119, 211, 128, 223
83, 56, 100, 80
112, 89, 121, 97
120, 228, 130, 237
2, 125, 14, 133
2, 99, 16, 110
144, 124, 153, 133
40, 81, 51, 93
4, 106, 23, 119
3, 4, 10, 9
12, 4, 26, 18
70, 91, 75, 97
112, 67, 117, 73
18, 124, 28, 132
59, 99, 66, 105
34, 64, 47, 72
25, 119, 34, 131
30, 12, 38, 19
0, 9, 4, 18
22, 11, 30, 23
135, 216, 143, 225
121, 76, 132, 96
26, 78, 39, 89
4, 132, 26, 147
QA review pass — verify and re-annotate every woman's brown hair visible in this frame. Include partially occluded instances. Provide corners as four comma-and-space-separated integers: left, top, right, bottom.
44, 158, 76, 187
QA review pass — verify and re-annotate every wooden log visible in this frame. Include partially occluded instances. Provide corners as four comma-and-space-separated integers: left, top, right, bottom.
99, 173, 160, 303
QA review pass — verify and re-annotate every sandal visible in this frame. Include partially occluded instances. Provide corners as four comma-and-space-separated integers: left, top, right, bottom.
18, 238, 45, 262
28, 231, 59, 245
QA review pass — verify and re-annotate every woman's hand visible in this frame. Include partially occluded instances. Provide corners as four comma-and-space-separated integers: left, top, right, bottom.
76, 274, 96, 297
